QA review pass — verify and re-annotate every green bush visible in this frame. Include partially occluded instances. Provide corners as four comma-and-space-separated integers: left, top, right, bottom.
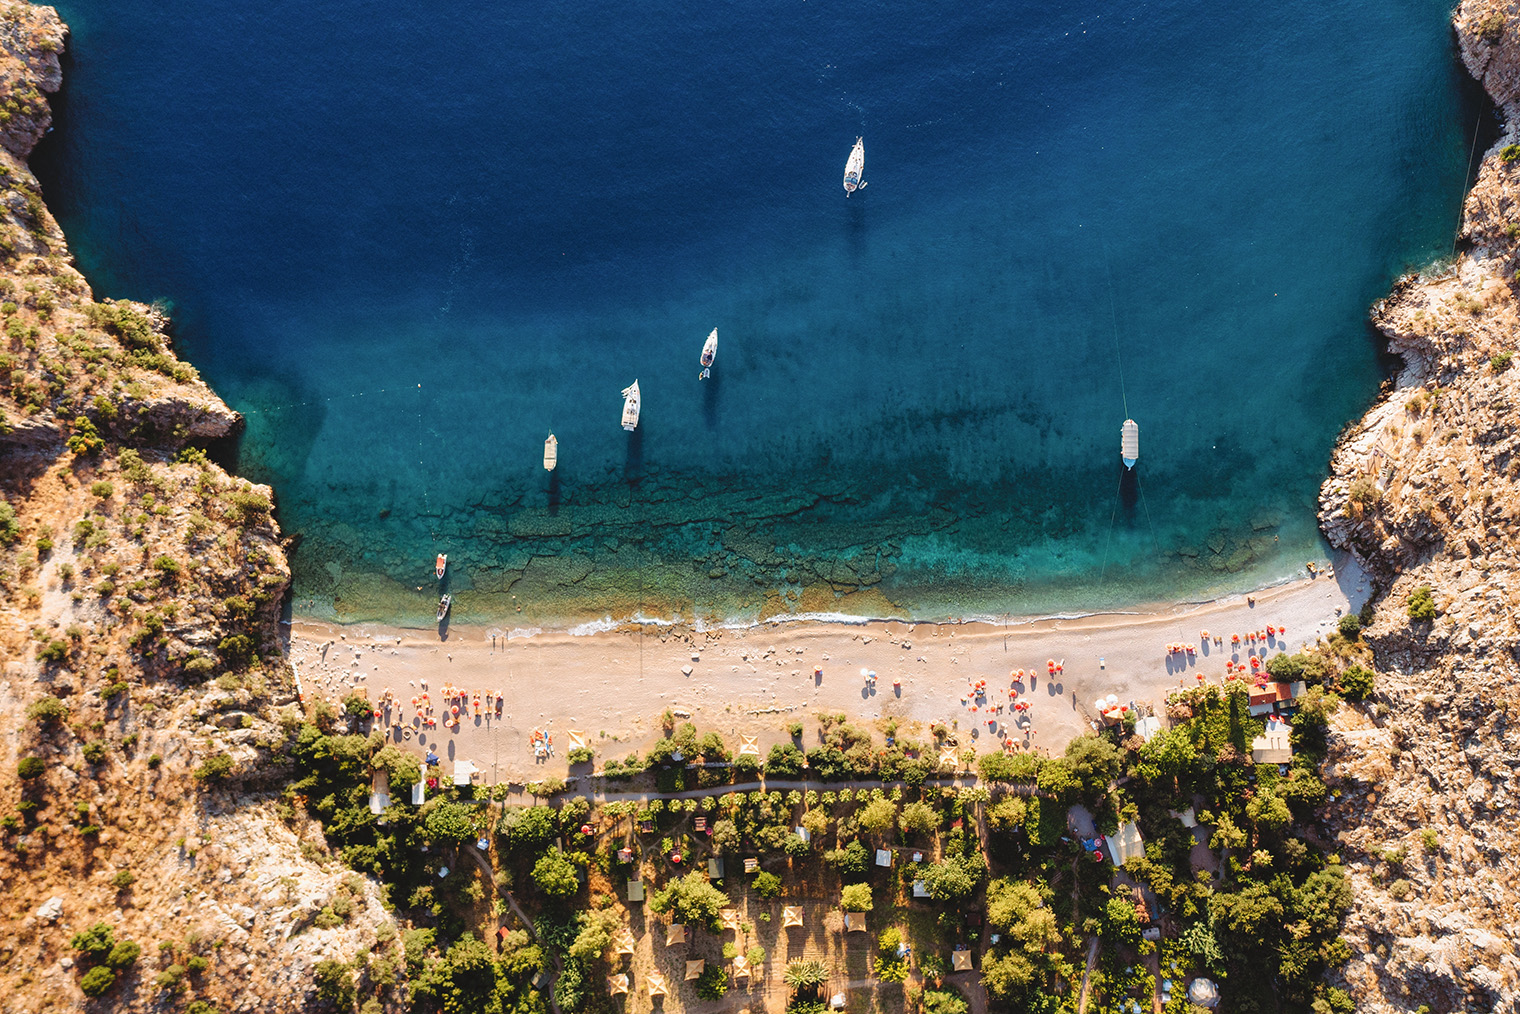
79, 965, 116, 996
193, 753, 234, 782
567, 746, 593, 765
0, 499, 18, 544
1336, 614, 1361, 640
35, 640, 69, 665
753, 871, 782, 899
17, 756, 44, 779
1388, 878, 1413, 901
1407, 585, 1436, 621
90, 480, 114, 498
111, 870, 136, 890
70, 922, 116, 960
1339, 665, 1375, 701
1503, 143, 1520, 162
106, 940, 141, 968
81, 741, 107, 765
1479, 12, 1507, 42
1492, 352, 1514, 372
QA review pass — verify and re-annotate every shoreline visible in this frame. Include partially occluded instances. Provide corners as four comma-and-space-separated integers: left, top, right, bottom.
284, 550, 1344, 639
284, 553, 1369, 787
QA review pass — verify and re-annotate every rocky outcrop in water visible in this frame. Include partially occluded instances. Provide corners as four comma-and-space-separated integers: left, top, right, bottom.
1317, 2, 1520, 1010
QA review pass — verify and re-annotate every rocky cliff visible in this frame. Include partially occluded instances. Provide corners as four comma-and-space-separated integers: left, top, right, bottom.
0, 5, 400, 1010
1316, 2, 1520, 1011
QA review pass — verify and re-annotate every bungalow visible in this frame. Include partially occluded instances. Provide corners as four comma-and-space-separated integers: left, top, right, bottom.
1247, 680, 1307, 717
1250, 722, 1293, 765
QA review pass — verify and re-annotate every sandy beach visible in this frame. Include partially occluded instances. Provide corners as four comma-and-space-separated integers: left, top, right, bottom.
285, 556, 1370, 787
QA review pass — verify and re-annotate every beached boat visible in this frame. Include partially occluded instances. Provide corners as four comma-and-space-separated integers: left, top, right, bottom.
1121, 419, 1139, 469
621, 380, 641, 431
699, 328, 717, 380
843, 137, 866, 196
435, 553, 447, 579
543, 433, 558, 471
437, 594, 451, 621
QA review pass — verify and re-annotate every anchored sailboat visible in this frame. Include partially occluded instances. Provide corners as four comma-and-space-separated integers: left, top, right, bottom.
543, 433, 558, 471
1121, 419, 1139, 469
843, 137, 866, 196
621, 380, 641, 431
699, 328, 717, 380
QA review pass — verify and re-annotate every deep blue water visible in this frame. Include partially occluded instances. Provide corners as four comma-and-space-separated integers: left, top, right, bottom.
37, 0, 1477, 626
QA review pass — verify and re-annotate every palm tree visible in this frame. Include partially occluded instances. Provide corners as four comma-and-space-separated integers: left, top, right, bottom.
783, 958, 829, 996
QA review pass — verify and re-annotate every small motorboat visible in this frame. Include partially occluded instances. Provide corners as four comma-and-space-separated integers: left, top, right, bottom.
699, 328, 717, 380
435, 553, 447, 579
843, 137, 866, 196
621, 380, 641, 431
543, 433, 558, 471
437, 594, 451, 622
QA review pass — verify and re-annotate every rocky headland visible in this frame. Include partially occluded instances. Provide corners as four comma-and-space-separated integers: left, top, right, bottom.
0, 4, 399, 1010
1314, 1, 1520, 1010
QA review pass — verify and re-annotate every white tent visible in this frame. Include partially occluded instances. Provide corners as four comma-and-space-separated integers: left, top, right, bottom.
411, 780, 426, 805
453, 760, 477, 786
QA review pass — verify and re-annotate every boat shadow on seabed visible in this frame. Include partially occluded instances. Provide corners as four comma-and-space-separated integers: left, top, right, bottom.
547, 468, 562, 515
702, 367, 721, 429
624, 425, 644, 483
1118, 463, 1139, 523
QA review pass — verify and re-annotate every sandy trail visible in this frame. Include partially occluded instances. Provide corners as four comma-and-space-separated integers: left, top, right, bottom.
284, 557, 1368, 787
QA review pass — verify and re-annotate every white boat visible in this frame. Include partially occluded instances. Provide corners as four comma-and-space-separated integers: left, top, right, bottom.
543, 433, 558, 471
843, 137, 866, 196
437, 594, 451, 622
621, 380, 641, 431
699, 328, 717, 380
1121, 419, 1139, 469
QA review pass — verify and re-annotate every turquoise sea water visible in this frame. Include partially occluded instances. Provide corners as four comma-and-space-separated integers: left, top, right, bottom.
37, 0, 1480, 627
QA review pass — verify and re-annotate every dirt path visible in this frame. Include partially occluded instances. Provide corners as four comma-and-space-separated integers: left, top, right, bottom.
1074, 935, 1100, 1014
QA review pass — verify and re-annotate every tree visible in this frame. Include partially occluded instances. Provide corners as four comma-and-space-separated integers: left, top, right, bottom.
1035, 758, 1079, 800
840, 883, 873, 912
1209, 881, 1285, 940
986, 796, 1026, 831
753, 871, 782, 899
650, 870, 730, 927
711, 818, 741, 852
1063, 735, 1121, 798
783, 958, 828, 996
1246, 788, 1292, 833
532, 853, 580, 897
767, 743, 805, 777
568, 907, 622, 963
1135, 727, 1198, 788
313, 958, 355, 1007
858, 797, 897, 836
985, 879, 1059, 952
898, 800, 938, 836
919, 854, 984, 901
1103, 895, 1141, 946
371, 744, 421, 788
422, 800, 476, 844
825, 839, 869, 879
923, 989, 969, 1014
980, 951, 1036, 999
